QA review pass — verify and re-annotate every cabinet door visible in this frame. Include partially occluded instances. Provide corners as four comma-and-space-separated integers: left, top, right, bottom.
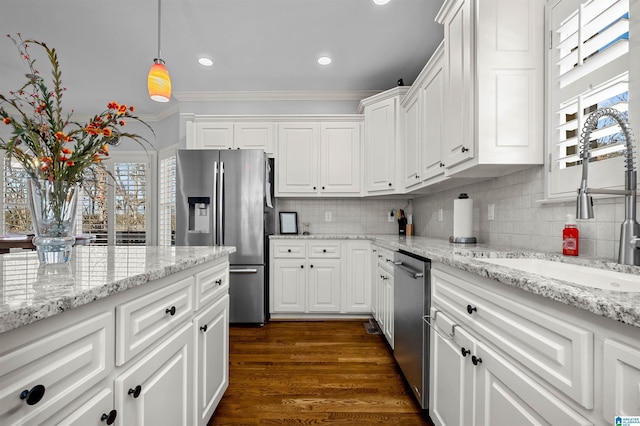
276, 123, 319, 195
307, 259, 341, 313
234, 122, 274, 155
603, 339, 640, 422
320, 122, 361, 194
384, 274, 394, 349
0, 312, 112, 426
196, 122, 234, 150
474, 341, 592, 426
345, 242, 371, 313
195, 294, 229, 426
421, 47, 446, 181
49, 387, 115, 426
116, 323, 193, 426
441, 0, 474, 169
365, 98, 397, 193
403, 93, 422, 189
429, 309, 474, 426
272, 259, 306, 312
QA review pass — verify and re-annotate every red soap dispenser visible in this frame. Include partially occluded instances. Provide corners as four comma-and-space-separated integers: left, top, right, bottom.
562, 214, 579, 256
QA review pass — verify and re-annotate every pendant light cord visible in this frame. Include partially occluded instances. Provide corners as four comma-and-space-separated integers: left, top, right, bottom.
157, 0, 162, 61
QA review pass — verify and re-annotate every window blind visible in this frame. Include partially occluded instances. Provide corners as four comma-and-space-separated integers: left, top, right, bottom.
159, 155, 176, 247
114, 162, 147, 246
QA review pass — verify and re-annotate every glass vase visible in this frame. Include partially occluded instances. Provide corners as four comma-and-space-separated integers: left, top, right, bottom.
27, 179, 80, 264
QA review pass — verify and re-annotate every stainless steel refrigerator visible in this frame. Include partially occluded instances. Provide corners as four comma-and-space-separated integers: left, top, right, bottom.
175, 149, 274, 324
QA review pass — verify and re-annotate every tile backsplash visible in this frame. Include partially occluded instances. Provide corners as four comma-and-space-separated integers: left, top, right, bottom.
275, 166, 635, 262
412, 165, 633, 261
275, 198, 407, 235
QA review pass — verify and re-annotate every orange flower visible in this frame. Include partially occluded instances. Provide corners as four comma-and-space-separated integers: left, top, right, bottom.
118, 104, 127, 114
61, 147, 72, 154
54, 131, 67, 141
2, 117, 11, 124
103, 127, 112, 137
102, 144, 109, 153
119, 120, 126, 126
93, 153, 101, 163
66, 160, 75, 167
129, 106, 134, 113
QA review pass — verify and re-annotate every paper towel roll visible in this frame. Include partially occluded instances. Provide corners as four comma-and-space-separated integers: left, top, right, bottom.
453, 197, 473, 238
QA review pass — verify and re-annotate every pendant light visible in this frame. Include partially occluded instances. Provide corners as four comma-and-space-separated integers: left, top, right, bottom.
148, 0, 171, 102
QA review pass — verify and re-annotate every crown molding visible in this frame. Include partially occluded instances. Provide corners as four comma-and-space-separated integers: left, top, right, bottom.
172, 90, 382, 102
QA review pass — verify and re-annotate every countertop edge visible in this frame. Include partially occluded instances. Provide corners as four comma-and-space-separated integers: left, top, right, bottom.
0, 246, 236, 334
270, 234, 640, 328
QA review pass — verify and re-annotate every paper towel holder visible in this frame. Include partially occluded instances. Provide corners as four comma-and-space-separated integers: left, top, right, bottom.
449, 193, 477, 244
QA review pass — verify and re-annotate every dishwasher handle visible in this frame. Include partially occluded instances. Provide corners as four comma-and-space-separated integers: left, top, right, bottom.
423, 311, 456, 341
393, 261, 424, 279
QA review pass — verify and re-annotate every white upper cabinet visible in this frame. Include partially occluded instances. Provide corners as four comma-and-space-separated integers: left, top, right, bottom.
436, 0, 544, 178
359, 87, 409, 195
401, 43, 447, 192
183, 115, 275, 155
276, 120, 362, 197
320, 122, 361, 194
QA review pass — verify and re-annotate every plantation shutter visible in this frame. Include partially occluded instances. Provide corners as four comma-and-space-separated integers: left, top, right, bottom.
114, 162, 147, 245
159, 155, 176, 247
548, 0, 630, 197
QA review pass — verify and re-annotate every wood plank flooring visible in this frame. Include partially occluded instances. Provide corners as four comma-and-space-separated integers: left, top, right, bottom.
209, 320, 434, 425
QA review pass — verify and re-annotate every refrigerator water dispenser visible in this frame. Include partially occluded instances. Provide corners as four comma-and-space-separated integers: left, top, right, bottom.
188, 196, 210, 233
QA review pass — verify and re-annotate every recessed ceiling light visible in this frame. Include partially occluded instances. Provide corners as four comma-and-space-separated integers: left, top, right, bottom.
198, 57, 214, 67
317, 56, 332, 65
373, 0, 390, 4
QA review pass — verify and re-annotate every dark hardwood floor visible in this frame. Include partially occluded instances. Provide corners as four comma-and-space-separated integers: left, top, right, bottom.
209, 320, 434, 425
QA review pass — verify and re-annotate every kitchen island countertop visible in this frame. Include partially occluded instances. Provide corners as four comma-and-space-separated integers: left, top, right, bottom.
0, 245, 236, 334
271, 234, 640, 328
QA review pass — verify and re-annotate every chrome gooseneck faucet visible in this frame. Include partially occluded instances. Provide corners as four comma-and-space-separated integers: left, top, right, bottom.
576, 107, 640, 265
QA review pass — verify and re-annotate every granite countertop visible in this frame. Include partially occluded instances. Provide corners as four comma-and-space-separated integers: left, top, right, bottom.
0, 245, 236, 334
271, 234, 640, 328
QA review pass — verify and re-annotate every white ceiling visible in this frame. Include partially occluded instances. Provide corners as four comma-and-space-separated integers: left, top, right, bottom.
0, 0, 444, 119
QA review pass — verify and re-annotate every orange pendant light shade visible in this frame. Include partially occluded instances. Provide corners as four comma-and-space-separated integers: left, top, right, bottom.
147, 59, 171, 102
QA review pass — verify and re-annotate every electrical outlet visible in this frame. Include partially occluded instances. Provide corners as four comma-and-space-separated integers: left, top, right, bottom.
388, 212, 395, 222
325, 211, 332, 222
488, 204, 495, 221
438, 208, 443, 222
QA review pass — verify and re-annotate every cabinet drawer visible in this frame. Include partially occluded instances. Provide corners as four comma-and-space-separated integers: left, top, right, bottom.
194, 260, 229, 311
376, 246, 395, 274
308, 241, 341, 258
116, 276, 194, 366
272, 241, 306, 258
0, 312, 112, 426
432, 266, 594, 409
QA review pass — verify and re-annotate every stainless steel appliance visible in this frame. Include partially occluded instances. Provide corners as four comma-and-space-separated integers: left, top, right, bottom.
176, 149, 275, 324
393, 250, 431, 410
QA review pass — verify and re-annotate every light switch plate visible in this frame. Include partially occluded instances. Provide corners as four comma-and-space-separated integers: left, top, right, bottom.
438, 209, 443, 222
325, 211, 332, 222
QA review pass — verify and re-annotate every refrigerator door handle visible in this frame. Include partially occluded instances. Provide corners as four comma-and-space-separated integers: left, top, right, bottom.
229, 268, 259, 274
212, 161, 218, 245
219, 161, 225, 245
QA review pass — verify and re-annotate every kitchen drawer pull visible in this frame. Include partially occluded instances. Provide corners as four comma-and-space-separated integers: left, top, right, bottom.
101, 410, 117, 424
215, 279, 222, 285
472, 355, 482, 366
322, 249, 327, 253
461, 146, 469, 153
423, 312, 456, 340
20, 384, 45, 405
200, 324, 208, 332
128, 385, 142, 398
461, 347, 471, 357
287, 249, 292, 252
466, 304, 477, 315
165, 306, 176, 316
310, 264, 314, 268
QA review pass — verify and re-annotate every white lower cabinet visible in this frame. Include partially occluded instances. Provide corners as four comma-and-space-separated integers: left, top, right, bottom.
194, 294, 229, 425
0, 257, 230, 426
430, 262, 640, 426
115, 323, 193, 426
371, 244, 394, 348
270, 239, 371, 316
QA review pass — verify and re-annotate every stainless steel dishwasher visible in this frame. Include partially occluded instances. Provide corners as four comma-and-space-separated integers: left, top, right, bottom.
393, 250, 430, 410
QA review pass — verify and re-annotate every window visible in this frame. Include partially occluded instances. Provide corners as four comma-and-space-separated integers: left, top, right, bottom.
547, 0, 630, 198
159, 154, 176, 246
2, 157, 32, 234
1, 152, 153, 245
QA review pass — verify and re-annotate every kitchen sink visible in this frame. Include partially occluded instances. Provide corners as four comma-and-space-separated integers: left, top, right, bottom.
479, 258, 640, 292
